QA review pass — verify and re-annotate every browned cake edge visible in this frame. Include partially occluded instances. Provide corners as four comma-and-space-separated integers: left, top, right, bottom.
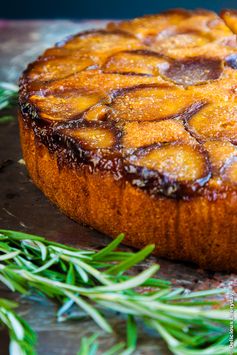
18, 113, 237, 272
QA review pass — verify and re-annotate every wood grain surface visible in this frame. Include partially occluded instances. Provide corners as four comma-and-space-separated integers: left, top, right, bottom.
0, 20, 236, 355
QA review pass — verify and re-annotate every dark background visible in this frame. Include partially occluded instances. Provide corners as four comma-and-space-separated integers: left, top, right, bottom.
1, 0, 237, 19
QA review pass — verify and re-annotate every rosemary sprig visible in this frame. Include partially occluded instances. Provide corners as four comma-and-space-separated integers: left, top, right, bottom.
0, 229, 235, 355
77, 333, 128, 355
0, 82, 18, 123
78, 315, 137, 355
0, 298, 36, 355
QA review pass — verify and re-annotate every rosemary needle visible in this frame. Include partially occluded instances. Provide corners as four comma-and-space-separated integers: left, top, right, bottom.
0, 82, 18, 123
0, 298, 36, 355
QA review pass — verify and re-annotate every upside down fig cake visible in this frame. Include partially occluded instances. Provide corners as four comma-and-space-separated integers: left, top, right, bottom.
19, 9, 237, 272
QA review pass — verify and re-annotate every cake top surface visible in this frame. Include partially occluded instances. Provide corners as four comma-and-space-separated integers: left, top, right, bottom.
19, 9, 237, 200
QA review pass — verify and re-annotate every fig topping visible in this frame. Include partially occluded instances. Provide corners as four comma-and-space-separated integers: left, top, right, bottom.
204, 140, 237, 175
122, 120, 195, 148
65, 127, 115, 149
103, 51, 169, 76
110, 85, 199, 121
130, 143, 209, 183
189, 104, 237, 141
29, 92, 103, 121
19, 11, 237, 199
221, 157, 237, 184
161, 57, 223, 86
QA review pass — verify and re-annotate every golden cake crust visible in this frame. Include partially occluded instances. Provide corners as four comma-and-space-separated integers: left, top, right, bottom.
19, 9, 237, 271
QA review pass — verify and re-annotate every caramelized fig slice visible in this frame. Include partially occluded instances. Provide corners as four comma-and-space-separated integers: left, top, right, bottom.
221, 156, 237, 185
45, 70, 166, 97
64, 127, 115, 149
176, 12, 232, 38
61, 31, 142, 62
221, 10, 237, 34
131, 143, 209, 183
204, 140, 237, 175
29, 91, 103, 121
26, 57, 93, 82
83, 104, 109, 121
188, 104, 237, 141
161, 57, 223, 86
152, 12, 231, 52
162, 39, 237, 61
153, 32, 210, 51
43, 47, 81, 58
107, 12, 190, 39
110, 85, 201, 121
103, 51, 169, 76
122, 120, 195, 148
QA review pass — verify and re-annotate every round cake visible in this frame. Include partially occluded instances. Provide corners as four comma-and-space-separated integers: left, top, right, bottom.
19, 9, 237, 272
